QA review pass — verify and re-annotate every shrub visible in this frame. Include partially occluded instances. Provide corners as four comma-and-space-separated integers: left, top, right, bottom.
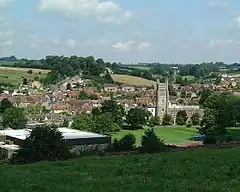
149, 116, 161, 127
186, 118, 193, 127
11, 125, 73, 164
111, 134, 136, 152
203, 135, 217, 144
162, 114, 172, 126
27, 70, 33, 74
140, 129, 166, 153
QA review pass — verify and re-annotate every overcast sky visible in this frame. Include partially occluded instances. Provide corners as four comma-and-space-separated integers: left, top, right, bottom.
1, 0, 240, 63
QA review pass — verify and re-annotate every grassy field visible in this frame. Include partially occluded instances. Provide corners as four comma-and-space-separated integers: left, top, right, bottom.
0, 148, 240, 191
111, 74, 156, 87
131, 66, 151, 71
112, 127, 240, 145
0, 61, 15, 67
112, 127, 198, 145
0, 67, 50, 86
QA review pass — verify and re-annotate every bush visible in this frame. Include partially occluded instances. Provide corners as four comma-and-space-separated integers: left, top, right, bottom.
162, 114, 172, 126
203, 135, 217, 144
112, 134, 136, 152
149, 116, 161, 127
11, 125, 73, 164
140, 129, 166, 153
186, 119, 193, 127
27, 70, 33, 74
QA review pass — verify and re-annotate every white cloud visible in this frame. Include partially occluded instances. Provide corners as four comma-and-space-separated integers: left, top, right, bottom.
2, 39, 12, 45
85, 38, 108, 46
137, 42, 150, 50
235, 16, 240, 27
0, 0, 14, 7
207, 0, 229, 8
38, 0, 132, 24
28, 34, 63, 48
112, 40, 134, 51
67, 39, 77, 48
207, 39, 239, 48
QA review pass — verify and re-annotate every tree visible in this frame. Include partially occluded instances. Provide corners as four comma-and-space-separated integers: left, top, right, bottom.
71, 114, 94, 132
92, 107, 101, 116
0, 98, 13, 113
27, 70, 33, 74
149, 116, 161, 127
162, 114, 172, 126
22, 78, 28, 85
140, 129, 165, 153
11, 125, 73, 164
126, 108, 148, 130
2, 107, 27, 129
93, 113, 120, 134
66, 83, 72, 90
198, 89, 213, 107
176, 111, 188, 126
101, 100, 125, 127
25, 104, 44, 121
199, 92, 240, 135
191, 112, 201, 126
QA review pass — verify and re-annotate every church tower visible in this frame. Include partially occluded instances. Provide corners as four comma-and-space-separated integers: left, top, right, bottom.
155, 79, 169, 118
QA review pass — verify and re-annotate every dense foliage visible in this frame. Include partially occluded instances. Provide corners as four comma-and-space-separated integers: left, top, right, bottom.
11, 125, 73, 164
140, 129, 166, 153
126, 108, 150, 130
199, 92, 240, 135
162, 114, 172, 126
112, 134, 136, 152
176, 111, 188, 126
2, 107, 27, 129
0, 98, 13, 113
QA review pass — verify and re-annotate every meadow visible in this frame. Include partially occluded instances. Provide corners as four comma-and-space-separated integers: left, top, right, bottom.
111, 74, 156, 87
0, 148, 239, 191
112, 127, 240, 145
131, 66, 151, 71
0, 67, 50, 86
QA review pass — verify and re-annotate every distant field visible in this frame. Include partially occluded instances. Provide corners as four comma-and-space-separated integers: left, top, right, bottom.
131, 66, 151, 71
111, 74, 155, 86
0, 67, 50, 86
0, 61, 15, 67
182, 75, 195, 81
0, 148, 240, 191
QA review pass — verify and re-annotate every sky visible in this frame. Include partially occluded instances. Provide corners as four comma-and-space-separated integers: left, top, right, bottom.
1, 0, 240, 64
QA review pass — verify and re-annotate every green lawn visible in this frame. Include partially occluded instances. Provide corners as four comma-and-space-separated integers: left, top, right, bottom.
112, 127, 240, 145
0, 67, 49, 86
0, 148, 240, 191
112, 127, 198, 145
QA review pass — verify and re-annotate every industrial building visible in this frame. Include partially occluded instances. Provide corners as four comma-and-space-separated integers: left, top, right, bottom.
0, 128, 110, 160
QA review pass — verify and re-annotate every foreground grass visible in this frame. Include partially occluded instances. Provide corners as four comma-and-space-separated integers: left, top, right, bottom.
0, 148, 240, 191
0, 67, 49, 86
111, 74, 156, 86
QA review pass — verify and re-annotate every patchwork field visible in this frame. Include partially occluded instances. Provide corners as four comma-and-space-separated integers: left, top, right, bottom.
0, 67, 50, 86
111, 74, 156, 87
0, 148, 239, 191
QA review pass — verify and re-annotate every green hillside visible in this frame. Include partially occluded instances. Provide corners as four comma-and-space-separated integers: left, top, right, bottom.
0, 148, 240, 192
0, 67, 50, 86
111, 74, 156, 86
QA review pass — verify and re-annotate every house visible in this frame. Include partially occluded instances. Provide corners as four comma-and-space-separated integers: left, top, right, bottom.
83, 87, 98, 95
103, 84, 118, 93
121, 84, 135, 92
51, 105, 70, 114
31, 81, 42, 89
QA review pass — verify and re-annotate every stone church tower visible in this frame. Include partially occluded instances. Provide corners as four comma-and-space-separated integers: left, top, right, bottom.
155, 79, 169, 118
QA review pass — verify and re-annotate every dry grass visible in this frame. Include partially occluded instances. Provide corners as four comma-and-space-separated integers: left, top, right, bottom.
111, 74, 156, 87
0, 67, 50, 73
